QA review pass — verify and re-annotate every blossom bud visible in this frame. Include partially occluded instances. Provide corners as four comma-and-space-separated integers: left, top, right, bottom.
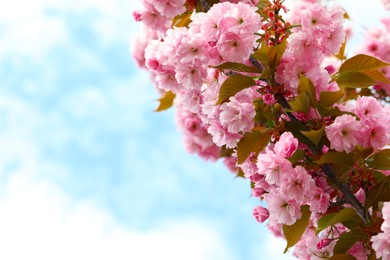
317, 238, 332, 249
253, 206, 269, 223
263, 94, 276, 106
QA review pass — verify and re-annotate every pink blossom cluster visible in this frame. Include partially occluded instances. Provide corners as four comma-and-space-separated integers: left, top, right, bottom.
142, 1, 261, 94
134, 1, 263, 157
246, 132, 329, 229
132, 0, 390, 258
276, 3, 345, 94
356, 17, 390, 95
371, 202, 390, 260
325, 96, 390, 152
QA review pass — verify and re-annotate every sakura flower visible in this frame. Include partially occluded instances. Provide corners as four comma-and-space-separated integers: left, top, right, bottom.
281, 166, 315, 203
371, 233, 390, 260
257, 149, 294, 186
151, 0, 186, 19
217, 30, 255, 63
274, 132, 298, 158
325, 114, 361, 153
266, 192, 302, 225
219, 96, 255, 134
309, 187, 330, 214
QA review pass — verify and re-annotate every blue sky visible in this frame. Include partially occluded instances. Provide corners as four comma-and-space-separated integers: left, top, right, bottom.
0, 0, 386, 259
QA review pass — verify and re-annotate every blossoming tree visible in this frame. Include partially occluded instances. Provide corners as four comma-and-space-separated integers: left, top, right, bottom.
132, 0, 390, 258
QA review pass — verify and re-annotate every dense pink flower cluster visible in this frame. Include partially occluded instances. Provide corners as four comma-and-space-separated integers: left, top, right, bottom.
326, 96, 390, 152
132, 0, 390, 258
276, 2, 345, 94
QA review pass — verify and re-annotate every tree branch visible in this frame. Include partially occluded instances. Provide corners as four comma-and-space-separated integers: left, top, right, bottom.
275, 93, 372, 225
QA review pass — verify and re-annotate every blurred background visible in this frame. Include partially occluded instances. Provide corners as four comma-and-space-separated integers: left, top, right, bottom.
0, 0, 386, 259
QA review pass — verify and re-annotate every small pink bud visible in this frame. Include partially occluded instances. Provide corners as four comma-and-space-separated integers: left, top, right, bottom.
316, 238, 332, 249
132, 11, 142, 22
253, 206, 269, 223
263, 94, 276, 106
252, 187, 265, 197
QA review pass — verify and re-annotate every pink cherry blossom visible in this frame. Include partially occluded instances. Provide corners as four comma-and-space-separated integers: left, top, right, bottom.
266, 192, 302, 225
151, 0, 186, 19
371, 233, 390, 260
281, 166, 315, 203
257, 148, 294, 186
274, 132, 298, 158
325, 114, 361, 153
219, 96, 256, 134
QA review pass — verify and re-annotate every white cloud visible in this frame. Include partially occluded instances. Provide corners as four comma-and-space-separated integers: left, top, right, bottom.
257, 234, 295, 260
0, 170, 233, 260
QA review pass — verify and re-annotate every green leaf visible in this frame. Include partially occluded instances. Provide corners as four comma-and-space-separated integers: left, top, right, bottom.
236, 129, 270, 164
367, 149, 390, 170
362, 69, 390, 84
298, 75, 316, 106
216, 74, 256, 105
328, 254, 357, 260
283, 205, 311, 253
319, 90, 345, 107
284, 120, 312, 147
220, 146, 234, 157
252, 40, 287, 70
317, 208, 361, 234
316, 104, 347, 117
316, 152, 354, 167
155, 91, 176, 112
337, 71, 377, 88
288, 149, 306, 164
237, 168, 245, 178
365, 176, 390, 209
172, 12, 192, 28
333, 232, 361, 255
334, 36, 347, 60
339, 54, 390, 73
214, 62, 262, 73
300, 125, 324, 146
352, 146, 374, 164
289, 93, 311, 113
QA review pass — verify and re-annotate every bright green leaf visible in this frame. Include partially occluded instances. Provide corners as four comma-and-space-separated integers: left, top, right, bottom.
316, 152, 354, 167
214, 62, 262, 73
283, 205, 311, 253
319, 90, 345, 107
236, 129, 270, 164
339, 54, 390, 73
367, 149, 390, 170
216, 74, 256, 105
155, 91, 176, 112
300, 125, 324, 146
